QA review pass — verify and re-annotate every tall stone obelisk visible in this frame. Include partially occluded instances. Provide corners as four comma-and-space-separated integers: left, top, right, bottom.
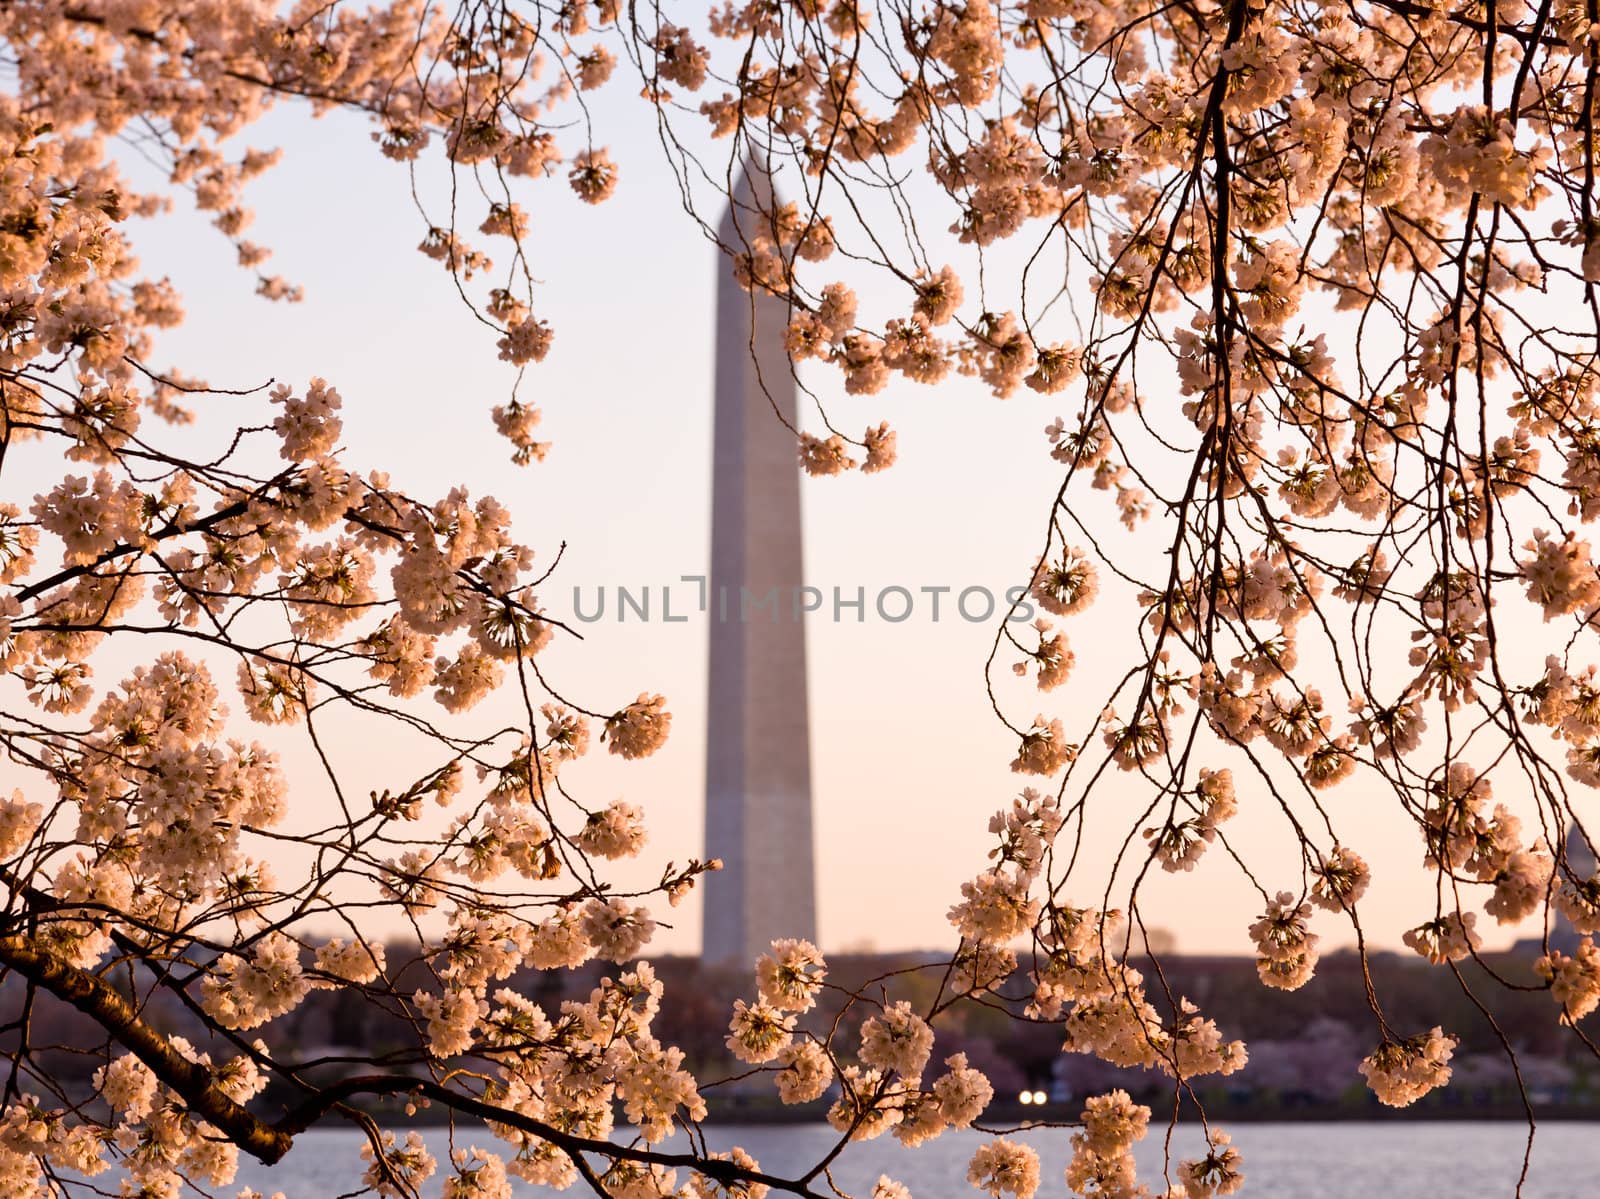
1553, 819, 1598, 953
702, 162, 817, 967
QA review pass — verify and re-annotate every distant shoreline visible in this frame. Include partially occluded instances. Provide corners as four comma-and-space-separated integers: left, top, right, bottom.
698, 1102, 1600, 1126
340, 1098, 1600, 1129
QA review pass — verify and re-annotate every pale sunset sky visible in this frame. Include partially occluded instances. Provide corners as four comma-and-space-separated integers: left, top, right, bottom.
80, 71, 1569, 962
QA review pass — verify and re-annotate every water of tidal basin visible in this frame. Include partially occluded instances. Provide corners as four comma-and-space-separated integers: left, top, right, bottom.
236, 1122, 1597, 1197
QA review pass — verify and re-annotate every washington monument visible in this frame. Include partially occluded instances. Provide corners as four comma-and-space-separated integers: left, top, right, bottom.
701, 163, 818, 967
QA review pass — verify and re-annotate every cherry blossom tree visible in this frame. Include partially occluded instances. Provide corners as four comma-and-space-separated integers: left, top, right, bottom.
1, 2, 1599, 1198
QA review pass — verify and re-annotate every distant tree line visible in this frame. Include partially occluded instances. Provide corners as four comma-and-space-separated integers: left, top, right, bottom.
8, 945, 1586, 1126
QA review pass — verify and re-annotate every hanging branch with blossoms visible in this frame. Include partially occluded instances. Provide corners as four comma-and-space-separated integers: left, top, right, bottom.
2, 1, 1600, 1198
644, 0, 1600, 1187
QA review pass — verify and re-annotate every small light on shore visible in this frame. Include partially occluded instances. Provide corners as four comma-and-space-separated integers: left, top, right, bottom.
1017, 1091, 1034, 1105
1031, 1090, 1048, 1105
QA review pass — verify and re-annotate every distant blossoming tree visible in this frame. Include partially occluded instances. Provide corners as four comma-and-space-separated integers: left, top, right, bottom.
0, 1, 1597, 1197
